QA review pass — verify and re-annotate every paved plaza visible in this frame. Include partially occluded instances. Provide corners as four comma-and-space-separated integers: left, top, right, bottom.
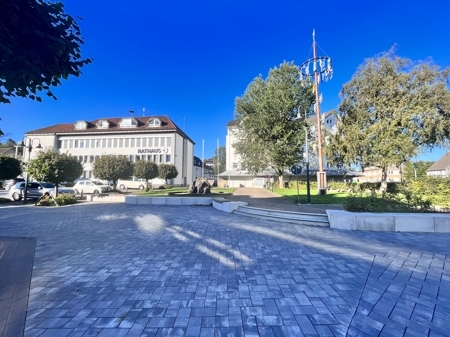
0, 202, 449, 336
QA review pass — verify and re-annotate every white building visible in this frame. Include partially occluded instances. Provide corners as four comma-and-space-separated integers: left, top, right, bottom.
426, 153, 450, 178
221, 111, 355, 187
23, 116, 194, 186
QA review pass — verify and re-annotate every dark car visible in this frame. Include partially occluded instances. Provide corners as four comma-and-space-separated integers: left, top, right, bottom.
3, 178, 25, 191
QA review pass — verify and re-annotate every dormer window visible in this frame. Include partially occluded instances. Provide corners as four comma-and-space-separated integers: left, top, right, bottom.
148, 118, 161, 127
119, 118, 137, 128
75, 120, 87, 130
97, 120, 110, 129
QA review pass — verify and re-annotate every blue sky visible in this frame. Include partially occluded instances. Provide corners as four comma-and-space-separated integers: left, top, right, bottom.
1, 0, 449, 162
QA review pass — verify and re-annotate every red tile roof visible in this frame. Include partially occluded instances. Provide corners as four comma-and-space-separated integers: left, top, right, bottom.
25, 116, 194, 143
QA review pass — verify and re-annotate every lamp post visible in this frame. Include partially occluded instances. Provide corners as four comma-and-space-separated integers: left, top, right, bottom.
295, 110, 311, 204
21, 137, 42, 203
299, 29, 333, 195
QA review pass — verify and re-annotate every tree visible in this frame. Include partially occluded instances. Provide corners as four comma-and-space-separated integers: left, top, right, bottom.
212, 146, 226, 174
0, 155, 22, 180
27, 149, 83, 196
325, 48, 450, 190
402, 161, 434, 182
92, 155, 133, 189
158, 163, 178, 185
234, 61, 314, 187
0, 0, 92, 104
0, 138, 17, 148
134, 160, 159, 190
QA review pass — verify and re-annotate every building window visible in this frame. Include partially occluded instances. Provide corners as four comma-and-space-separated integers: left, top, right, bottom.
154, 138, 159, 147
80, 140, 85, 148
102, 139, 106, 148
148, 138, 153, 147
147, 155, 152, 161
167, 137, 171, 146
96, 140, 101, 148
75, 121, 87, 130
97, 120, 109, 129
166, 155, 171, 163
130, 138, 135, 147
148, 118, 161, 127
136, 138, 141, 147
124, 138, 129, 147
159, 154, 163, 162
119, 139, 123, 147
113, 138, 118, 147
160, 138, 165, 147
107, 139, 112, 148
142, 138, 147, 147
119, 118, 137, 128
69, 140, 74, 148
129, 155, 134, 162
63, 140, 68, 149
136, 155, 140, 161
153, 155, 158, 162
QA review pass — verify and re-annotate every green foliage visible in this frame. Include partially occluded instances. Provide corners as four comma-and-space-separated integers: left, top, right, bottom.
212, 146, 226, 174
158, 163, 178, 184
405, 176, 450, 206
0, 0, 92, 104
134, 160, 158, 190
93, 155, 133, 188
0, 155, 22, 180
325, 48, 450, 188
402, 161, 433, 182
234, 61, 315, 186
27, 149, 83, 194
0, 138, 17, 147
343, 189, 433, 213
35, 193, 77, 206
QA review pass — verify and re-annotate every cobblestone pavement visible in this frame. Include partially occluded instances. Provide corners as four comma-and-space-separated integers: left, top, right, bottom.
0, 203, 449, 337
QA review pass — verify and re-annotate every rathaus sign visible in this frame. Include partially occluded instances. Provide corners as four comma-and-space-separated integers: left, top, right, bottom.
137, 148, 171, 154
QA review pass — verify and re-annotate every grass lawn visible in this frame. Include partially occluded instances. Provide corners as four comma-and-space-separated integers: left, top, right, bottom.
272, 188, 349, 204
137, 187, 237, 196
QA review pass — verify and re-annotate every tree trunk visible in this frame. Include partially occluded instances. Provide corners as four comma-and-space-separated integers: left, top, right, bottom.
278, 175, 284, 189
380, 168, 388, 193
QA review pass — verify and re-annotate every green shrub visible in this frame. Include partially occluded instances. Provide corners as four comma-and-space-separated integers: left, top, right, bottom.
36, 194, 77, 207
344, 188, 433, 213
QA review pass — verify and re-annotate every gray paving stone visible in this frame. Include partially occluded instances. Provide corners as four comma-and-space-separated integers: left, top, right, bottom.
0, 204, 449, 337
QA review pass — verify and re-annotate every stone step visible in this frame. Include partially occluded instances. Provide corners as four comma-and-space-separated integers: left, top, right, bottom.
234, 206, 330, 226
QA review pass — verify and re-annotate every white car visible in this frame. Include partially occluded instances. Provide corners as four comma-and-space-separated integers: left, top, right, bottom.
117, 177, 149, 190
73, 180, 110, 194
8, 182, 74, 201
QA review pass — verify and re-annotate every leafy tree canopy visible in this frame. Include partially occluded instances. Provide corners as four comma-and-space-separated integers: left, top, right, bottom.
234, 61, 314, 187
0, 0, 92, 104
0, 138, 17, 147
212, 145, 226, 174
0, 155, 22, 180
325, 48, 450, 188
402, 161, 434, 182
27, 149, 83, 194
134, 160, 159, 190
92, 155, 133, 188
158, 163, 178, 185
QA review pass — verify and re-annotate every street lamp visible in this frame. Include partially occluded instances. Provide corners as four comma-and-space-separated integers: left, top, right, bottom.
21, 137, 42, 203
299, 29, 333, 195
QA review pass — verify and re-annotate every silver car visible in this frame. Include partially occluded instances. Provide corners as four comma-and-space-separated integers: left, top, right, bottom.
73, 180, 110, 194
8, 182, 75, 201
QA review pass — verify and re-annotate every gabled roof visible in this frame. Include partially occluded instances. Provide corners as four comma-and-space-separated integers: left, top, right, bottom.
24, 116, 194, 144
427, 152, 450, 172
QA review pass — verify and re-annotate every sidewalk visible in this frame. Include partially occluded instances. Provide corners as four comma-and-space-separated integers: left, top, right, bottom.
227, 187, 344, 214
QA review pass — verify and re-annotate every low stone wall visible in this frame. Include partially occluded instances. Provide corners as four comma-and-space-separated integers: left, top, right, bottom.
125, 196, 213, 206
326, 210, 450, 232
88, 194, 126, 202
212, 198, 248, 213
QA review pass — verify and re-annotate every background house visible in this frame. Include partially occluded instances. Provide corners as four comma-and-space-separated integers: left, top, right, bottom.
426, 153, 450, 177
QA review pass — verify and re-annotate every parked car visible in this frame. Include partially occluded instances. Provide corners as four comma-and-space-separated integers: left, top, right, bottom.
117, 177, 149, 190
3, 178, 25, 191
73, 180, 110, 194
8, 181, 74, 201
